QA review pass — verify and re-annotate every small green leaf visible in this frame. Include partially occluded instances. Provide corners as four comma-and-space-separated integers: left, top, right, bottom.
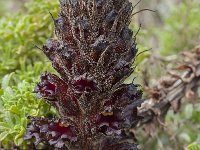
184, 104, 193, 119
14, 138, 24, 146
0, 122, 10, 130
14, 124, 21, 130
8, 105, 20, 115
1, 73, 14, 90
14, 127, 25, 146
0, 131, 9, 141
0, 89, 3, 96
188, 143, 200, 150
179, 133, 191, 143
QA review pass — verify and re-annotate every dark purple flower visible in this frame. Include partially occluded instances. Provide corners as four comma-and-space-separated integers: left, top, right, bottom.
96, 109, 123, 135
72, 74, 98, 93
25, 0, 142, 149
24, 117, 77, 148
34, 72, 63, 101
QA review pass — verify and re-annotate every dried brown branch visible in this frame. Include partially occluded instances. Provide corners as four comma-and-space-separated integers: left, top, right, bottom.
137, 45, 200, 134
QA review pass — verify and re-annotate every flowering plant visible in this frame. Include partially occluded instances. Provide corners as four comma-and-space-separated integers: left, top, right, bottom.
24, 0, 143, 149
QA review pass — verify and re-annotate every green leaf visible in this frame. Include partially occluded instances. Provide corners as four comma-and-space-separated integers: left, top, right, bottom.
0, 131, 9, 141
179, 133, 191, 143
14, 138, 24, 147
184, 104, 194, 119
8, 105, 20, 115
188, 143, 200, 150
0, 122, 10, 130
14, 124, 21, 130
14, 127, 25, 146
0, 89, 3, 96
1, 73, 14, 90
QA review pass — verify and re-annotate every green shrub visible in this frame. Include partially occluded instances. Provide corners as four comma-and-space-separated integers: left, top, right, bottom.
0, 0, 59, 148
0, 0, 59, 78
0, 62, 49, 146
0, 62, 57, 148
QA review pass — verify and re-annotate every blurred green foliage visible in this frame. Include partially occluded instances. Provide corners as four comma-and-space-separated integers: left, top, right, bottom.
0, 0, 59, 148
137, 102, 200, 150
158, 1, 200, 55
135, 1, 200, 150
188, 143, 200, 150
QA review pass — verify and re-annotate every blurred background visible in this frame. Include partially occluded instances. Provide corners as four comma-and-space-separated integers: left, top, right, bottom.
0, 0, 200, 150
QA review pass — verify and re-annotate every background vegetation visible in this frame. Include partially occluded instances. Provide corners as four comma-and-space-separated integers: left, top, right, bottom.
0, 0, 58, 148
0, 0, 200, 149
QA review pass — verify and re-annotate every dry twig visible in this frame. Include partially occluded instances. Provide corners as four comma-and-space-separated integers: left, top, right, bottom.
137, 45, 200, 135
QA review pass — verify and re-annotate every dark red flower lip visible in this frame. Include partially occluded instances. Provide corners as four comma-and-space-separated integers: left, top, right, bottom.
95, 109, 124, 136
71, 74, 98, 94
34, 73, 57, 101
24, 117, 77, 148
